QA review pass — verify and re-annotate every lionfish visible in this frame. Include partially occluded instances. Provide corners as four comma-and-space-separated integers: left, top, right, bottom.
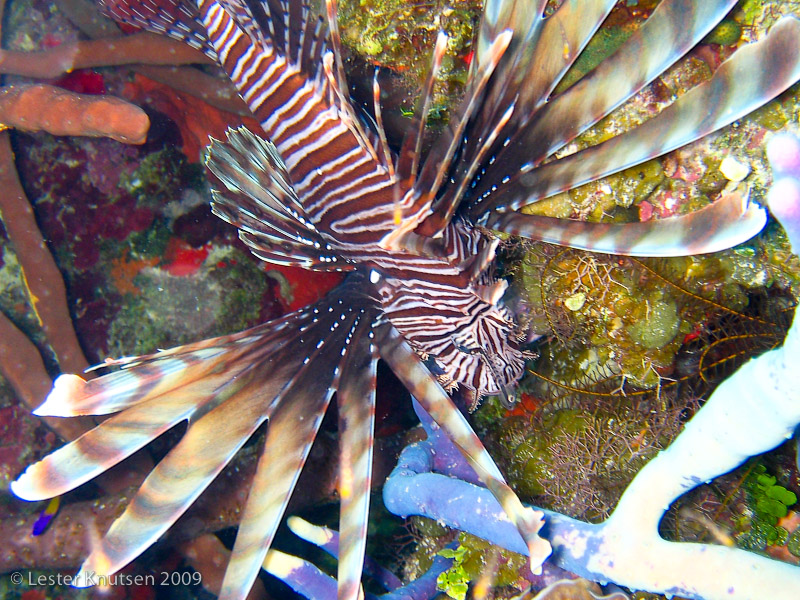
11, 0, 800, 598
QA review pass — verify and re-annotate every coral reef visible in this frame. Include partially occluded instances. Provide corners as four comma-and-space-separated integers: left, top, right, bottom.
1, 0, 800, 599
380, 370, 800, 599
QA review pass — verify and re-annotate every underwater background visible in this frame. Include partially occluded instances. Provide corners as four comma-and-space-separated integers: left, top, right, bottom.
1, 0, 800, 598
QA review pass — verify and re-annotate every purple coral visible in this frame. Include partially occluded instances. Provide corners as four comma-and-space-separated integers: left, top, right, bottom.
382, 399, 530, 557
382, 386, 800, 600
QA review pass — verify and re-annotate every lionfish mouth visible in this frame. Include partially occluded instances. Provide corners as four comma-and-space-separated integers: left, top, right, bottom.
11, 0, 800, 598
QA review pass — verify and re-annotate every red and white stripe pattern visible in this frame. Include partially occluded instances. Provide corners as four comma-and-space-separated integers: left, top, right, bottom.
198, 0, 420, 245
206, 122, 528, 398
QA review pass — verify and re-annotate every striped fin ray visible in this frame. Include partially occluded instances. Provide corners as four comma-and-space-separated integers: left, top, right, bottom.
206, 127, 352, 270
486, 186, 766, 257
98, 0, 218, 59
12, 277, 379, 595
375, 322, 552, 572
29, 309, 309, 418
412, 31, 513, 237
73, 370, 276, 582
334, 317, 378, 600
318, 0, 381, 165
468, 0, 738, 214
487, 16, 800, 215
469, 0, 614, 142
415, 0, 614, 235
218, 304, 376, 600
470, 0, 546, 97
512, 0, 616, 115
395, 32, 449, 187
11, 366, 249, 500
16, 307, 323, 576
33, 346, 229, 417
323, 0, 370, 146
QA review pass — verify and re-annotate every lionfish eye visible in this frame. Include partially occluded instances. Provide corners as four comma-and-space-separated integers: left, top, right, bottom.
453, 337, 517, 408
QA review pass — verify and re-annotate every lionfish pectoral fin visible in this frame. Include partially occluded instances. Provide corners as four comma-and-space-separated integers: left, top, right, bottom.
500, 0, 737, 169
218, 286, 377, 600
219, 368, 337, 599
335, 318, 379, 600
75, 370, 276, 582
13, 283, 361, 587
11, 332, 271, 500
467, 0, 740, 212
376, 323, 552, 572
487, 186, 766, 257
34, 338, 235, 417
493, 16, 800, 213
514, 0, 617, 114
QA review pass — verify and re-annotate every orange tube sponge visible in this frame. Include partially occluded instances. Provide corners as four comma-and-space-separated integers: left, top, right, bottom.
0, 84, 149, 144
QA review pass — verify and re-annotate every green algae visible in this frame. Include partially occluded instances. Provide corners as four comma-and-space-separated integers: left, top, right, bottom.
128, 217, 173, 261
336, 0, 480, 119
106, 246, 269, 356
554, 25, 634, 95
436, 532, 527, 599
120, 147, 205, 207
735, 462, 797, 552
627, 295, 680, 350
703, 19, 743, 46
788, 528, 800, 557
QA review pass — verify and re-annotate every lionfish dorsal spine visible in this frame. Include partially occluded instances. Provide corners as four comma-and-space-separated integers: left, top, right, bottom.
412, 29, 513, 238
491, 16, 800, 214
468, 0, 740, 209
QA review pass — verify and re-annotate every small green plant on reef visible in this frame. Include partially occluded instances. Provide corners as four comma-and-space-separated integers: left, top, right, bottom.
435, 532, 527, 599
437, 544, 470, 600
736, 462, 798, 551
